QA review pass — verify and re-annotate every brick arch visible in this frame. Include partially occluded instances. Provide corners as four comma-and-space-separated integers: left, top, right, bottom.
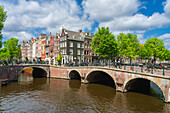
85, 69, 116, 88
17, 66, 48, 79
68, 69, 82, 80
123, 77, 165, 100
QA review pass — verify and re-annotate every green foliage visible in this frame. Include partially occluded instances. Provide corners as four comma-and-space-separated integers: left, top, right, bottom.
117, 33, 139, 62
137, 45, 148, 60
0, 47, 7, 59
165, 50, 170, 61
144, 37, 166, 62
91, 27, 119, 59
27, 67, 34, 70
56, 54, 63, 63
3, 38, 20, 60
0, 5, 7, 48
158, 48, 170, 61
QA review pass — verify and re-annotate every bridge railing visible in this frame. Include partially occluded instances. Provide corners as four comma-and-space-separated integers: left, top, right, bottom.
62, 61, 170, 76
0, 60, 169, 76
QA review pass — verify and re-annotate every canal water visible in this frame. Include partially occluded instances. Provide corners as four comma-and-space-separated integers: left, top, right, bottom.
0, 73, 170, 112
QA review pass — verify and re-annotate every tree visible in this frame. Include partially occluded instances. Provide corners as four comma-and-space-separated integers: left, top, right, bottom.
0, 5, 7, 48
117, 33, 139, 64
137, 44, 148, 62
165, 49, 170, 61
144, 37, 166, 63
158, 48, 170, 61
3, 38, 20, 60
91, 27, 119, 60
0, 47, 7, 60
56, 54, 63, 65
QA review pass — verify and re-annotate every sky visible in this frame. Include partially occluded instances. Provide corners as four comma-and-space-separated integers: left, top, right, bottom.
1, 0, 170, 49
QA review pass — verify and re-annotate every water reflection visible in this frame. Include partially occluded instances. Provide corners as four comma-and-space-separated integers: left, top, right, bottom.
69, 80, 81, 90
18, 72, 33, 83
0, 76, 170, 112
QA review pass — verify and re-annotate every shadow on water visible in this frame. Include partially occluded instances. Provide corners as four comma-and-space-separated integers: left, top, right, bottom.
69, 80, 81, 90
86, 71, 116, 89
1, 72, 48, 95
124, 78, 165, 101
86, 83, 116, 99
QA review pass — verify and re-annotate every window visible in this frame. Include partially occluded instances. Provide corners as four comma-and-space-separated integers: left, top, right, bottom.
81, 50, 84, 55
77, 49, 80, 55
77, 43, 80, 48
65, 42, 67, 47
81, 43, 84, 48
70, 42, 73, 47
69, 49, 73, 54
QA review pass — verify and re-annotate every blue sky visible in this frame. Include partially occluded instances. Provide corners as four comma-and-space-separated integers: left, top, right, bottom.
1, 0, 170, 49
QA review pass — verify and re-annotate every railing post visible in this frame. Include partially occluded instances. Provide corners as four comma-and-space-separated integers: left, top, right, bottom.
141, 65, 143, 72
132, 64, 134, 71
163, 66, 165, 76
124, 63, 126, 70
151, 66, 153, 74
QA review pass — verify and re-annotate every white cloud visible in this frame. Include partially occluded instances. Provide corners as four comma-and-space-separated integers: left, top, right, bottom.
83, 0, 170, 42
82, 0, 140, 22
158, 33, 170, 47
158, 33, 170, 40
3, 31, 34, 40
2, 0, 93, 40
99, 13, 170, 32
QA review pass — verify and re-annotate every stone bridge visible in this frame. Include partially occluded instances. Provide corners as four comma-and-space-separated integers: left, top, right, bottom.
50, 66, 170, 103
0, 64, 50, 81
0, 64, 170, 103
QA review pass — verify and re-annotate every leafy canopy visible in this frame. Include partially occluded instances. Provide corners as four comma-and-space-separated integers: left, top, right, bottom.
0, 5, 7, 48
144, 37, 166, 61
137, 44, 148, 60
117, 33, 139, 61
3, 38, 20, 60
56, 54, 63, 62
91, 27, 119, 59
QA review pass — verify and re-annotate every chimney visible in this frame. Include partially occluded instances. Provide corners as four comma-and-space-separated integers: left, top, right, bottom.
62, 26, 65, 33
79, 29, 82, 33
56, 32, 58, 37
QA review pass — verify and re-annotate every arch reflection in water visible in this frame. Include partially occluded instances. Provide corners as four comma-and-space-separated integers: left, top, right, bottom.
86, 71, 116, 88
69, 80, 81, 90
124, 78, 164, 101
69, 70, 81, 80
1, 79, 169, 112
18, 72, 33, 83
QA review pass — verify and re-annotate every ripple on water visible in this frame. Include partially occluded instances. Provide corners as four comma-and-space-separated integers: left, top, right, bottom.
0, 78, 169, 113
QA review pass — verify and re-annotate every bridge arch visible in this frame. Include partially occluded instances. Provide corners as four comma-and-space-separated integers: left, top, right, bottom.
18, 66, 48, 78
69, 70, 81, 80
85, 70, 116, 88
123, 77, 165, 101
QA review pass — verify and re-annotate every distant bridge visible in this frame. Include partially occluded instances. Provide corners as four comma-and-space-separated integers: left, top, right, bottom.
0, 64, 169, 103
